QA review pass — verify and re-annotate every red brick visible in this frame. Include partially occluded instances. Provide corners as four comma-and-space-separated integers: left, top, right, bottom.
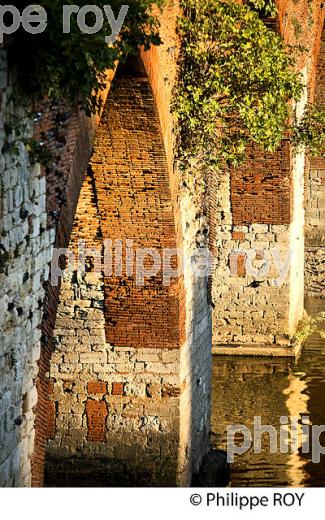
232, 231, 245, 241
237, 254, 246, 278
46, 400, 56, 441
86, 399, 108, 442
87, 381, 107, 395
111, 382, 125, 396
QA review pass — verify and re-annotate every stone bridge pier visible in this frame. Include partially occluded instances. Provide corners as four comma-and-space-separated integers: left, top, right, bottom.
44, 58, 212, 486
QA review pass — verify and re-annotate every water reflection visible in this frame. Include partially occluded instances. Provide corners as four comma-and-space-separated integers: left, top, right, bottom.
211, 297, 325, 487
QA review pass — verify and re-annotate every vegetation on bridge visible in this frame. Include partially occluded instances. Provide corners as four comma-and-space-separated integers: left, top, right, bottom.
2, 0, 325, 167
173, 0, 325, 168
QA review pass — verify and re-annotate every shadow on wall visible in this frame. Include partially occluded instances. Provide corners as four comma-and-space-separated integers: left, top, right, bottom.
45, 430, 179, 487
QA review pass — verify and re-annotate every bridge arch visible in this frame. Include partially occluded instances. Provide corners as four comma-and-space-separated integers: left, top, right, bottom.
32, 52, 211, 486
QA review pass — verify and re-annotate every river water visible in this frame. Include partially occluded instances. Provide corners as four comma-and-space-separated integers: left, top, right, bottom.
211, 297, 325, 487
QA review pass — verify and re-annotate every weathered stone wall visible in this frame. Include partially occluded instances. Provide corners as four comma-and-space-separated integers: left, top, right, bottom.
45, 55, 211, 486
0, 50, 54, 486
46, 166, 182, 485
305, 22, 325, 298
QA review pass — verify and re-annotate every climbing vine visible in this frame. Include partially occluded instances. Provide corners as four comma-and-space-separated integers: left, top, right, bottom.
292, 104, 325, 157
173, 0, 325, 168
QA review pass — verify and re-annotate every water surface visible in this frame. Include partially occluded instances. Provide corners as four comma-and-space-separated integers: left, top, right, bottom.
211, 297, 325, 487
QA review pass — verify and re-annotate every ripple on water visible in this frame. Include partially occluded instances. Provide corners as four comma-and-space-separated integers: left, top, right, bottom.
211, 297, 325, 487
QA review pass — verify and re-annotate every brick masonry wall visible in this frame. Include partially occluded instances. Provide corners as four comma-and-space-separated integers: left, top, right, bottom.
0, 50, 54, 486
230, 140, 292, 225
91, 61, 182, 350
45, 57, 211, 486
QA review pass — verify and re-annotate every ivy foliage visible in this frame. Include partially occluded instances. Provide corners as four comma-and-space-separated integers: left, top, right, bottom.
173, 0, 324, 168
6, 0, 163, 114
246, 0, 277, 17
292, 104, 325, 157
